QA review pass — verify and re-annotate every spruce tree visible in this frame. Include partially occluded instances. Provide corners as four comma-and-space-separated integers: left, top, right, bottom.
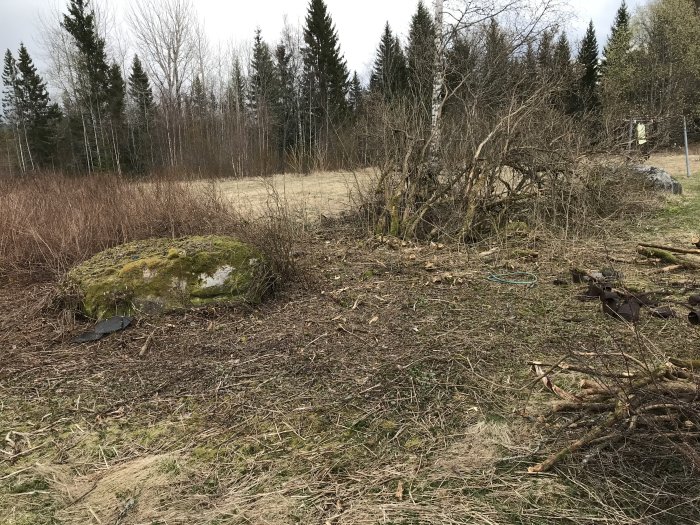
553, 33, 576, 114
62, 0, 121, 171
128, 55, 154, 118
17, 44, 61, 167
191, 77, 208, 114
107, 63, 125, 122
445, 35, 475, 107
2, 45, 60, 170
523, 41, 537, 79
302, 0, 350, 130
553, 33, 572, 70
370, 23, 407, 99
406, 1, 436, 115
605, 1, 630, 56
228, 58, 246, 121
249, 29, 281, 171
537, 30, 554, 75
482, 20, 512, 106
600, 2, 634, 118
276, 43, 298, 154
348, 71, 363, 115
637, 0, 700, 129
62, 0, 110, 104
249, 29, 279, 119
1, 50, 18, 127
128, 54, 154, 173
600, 1, 631, 75
1, 49, 27, 170
576, 21, 600, 112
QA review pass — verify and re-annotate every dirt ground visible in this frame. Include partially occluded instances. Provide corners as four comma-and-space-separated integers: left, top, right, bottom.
1, 154, 700, 524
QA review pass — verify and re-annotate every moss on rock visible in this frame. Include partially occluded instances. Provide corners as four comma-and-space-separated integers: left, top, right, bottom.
68, 236, 273, 319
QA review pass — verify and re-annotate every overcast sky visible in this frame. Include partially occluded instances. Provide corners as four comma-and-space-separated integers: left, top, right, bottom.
1, 0, 644, 81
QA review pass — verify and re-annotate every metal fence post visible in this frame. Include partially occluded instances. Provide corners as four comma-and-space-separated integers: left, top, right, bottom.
684, 116, 692, 178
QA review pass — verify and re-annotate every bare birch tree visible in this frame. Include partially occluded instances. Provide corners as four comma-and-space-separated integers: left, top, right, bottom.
128, 0, 198, 167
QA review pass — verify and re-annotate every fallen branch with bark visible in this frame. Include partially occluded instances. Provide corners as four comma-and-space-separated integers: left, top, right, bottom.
638, 243, 700, 256
636, 246, 700, 269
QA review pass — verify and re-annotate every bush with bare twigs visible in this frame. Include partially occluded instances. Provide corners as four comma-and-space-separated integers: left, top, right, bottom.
0, 173, 301, 284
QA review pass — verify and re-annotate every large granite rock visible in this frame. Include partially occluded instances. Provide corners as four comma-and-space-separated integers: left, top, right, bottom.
631, 165, 683, 195
68, 236, 273, 319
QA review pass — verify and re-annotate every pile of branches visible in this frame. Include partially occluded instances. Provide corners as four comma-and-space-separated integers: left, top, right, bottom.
528, 355, 700, 473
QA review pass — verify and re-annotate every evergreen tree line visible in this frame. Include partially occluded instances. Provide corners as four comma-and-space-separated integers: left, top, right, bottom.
1, 0, 699, 176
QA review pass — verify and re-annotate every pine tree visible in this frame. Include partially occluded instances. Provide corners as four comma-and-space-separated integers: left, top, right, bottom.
302, 0, 350, 141
406, 1, 436, 115
370, 23, 407, 99
576, 21, 600, 113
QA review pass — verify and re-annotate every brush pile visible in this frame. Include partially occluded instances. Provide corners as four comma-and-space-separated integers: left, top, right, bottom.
528, 355, 700, 473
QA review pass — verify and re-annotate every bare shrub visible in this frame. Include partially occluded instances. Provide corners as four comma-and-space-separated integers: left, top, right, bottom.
367, 93, 658, 243
360, 1, 655, 242
0, 172, 300, 284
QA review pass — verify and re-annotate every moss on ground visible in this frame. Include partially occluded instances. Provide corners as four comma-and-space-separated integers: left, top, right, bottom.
68, 235, 273, 319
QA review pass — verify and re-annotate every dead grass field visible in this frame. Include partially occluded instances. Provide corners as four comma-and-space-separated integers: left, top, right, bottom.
210, 168, 375, 219
1, 155, 700, 524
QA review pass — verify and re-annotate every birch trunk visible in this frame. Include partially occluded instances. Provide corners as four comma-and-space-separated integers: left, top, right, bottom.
429, 0, 445, 177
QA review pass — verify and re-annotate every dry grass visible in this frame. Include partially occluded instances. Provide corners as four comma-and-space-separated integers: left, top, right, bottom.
210, 168, 375, 221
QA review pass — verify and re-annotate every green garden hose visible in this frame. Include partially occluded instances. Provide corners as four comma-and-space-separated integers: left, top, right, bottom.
487, 272, 538, 288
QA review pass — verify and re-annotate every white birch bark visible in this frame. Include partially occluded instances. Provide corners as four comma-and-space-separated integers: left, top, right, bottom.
429, 0, 445, 176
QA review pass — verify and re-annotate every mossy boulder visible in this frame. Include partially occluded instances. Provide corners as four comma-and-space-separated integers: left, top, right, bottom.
68, 236, 273, 319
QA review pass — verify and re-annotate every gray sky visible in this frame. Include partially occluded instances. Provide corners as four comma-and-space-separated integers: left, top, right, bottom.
0, 0, 644, 80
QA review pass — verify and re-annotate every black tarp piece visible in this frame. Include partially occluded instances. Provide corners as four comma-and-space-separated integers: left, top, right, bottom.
72, 316, 133, 344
